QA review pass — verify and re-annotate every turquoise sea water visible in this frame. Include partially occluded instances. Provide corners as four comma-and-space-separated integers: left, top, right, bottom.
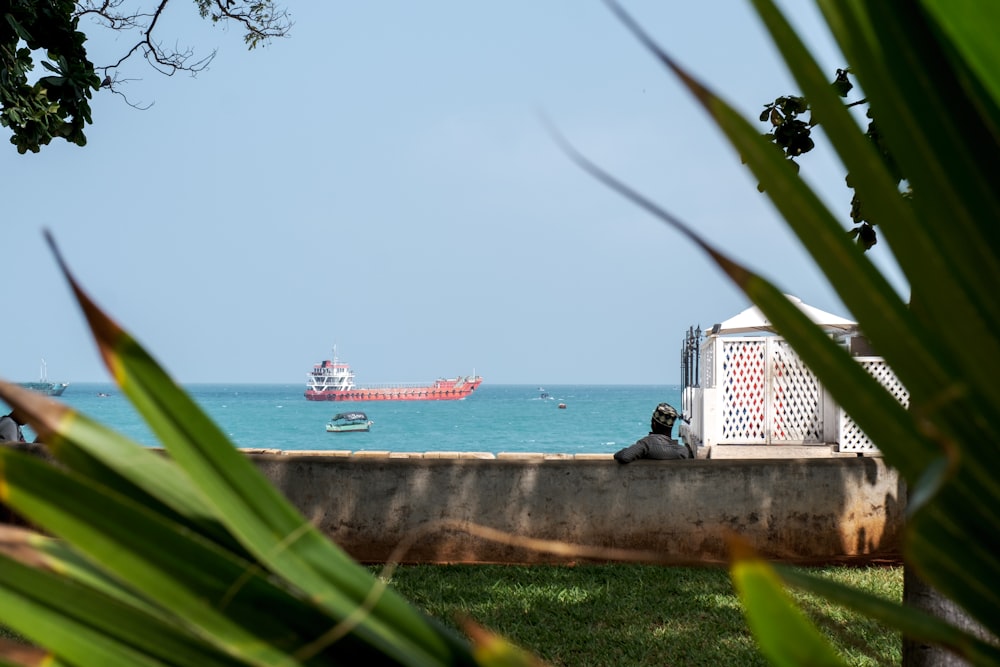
51, 383, 682, 455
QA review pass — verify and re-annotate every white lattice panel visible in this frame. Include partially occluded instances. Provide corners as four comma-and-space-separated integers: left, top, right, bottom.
839, 359, 909, 451
702, 341, 715, 388
721, 340, 767, 443
770, 341, 824, 442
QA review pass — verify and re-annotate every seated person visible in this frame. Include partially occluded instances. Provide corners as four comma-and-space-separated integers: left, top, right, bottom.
614, 402, 693, 463
0, 407, 27, 443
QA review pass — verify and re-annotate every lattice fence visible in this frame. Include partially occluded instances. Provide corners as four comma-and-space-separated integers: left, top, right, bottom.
702, 340, 715, 389
770, 341, 824, 442
720, 340, 767, 443
838, 359, 909, 452
712, 338, 826, 444
688, 334, 904, 449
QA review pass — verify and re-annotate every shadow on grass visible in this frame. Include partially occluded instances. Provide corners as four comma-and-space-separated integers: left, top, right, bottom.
382, 564, 901, 667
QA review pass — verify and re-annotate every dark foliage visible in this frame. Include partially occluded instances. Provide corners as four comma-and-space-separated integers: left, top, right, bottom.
759, 69, 910, 251
1, 0, 100, 153
0, 0, 290, 153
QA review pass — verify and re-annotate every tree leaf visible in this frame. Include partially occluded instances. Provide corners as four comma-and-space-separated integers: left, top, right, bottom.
0, 548, 245, 667
594, 0, 1000, 655
37, 230, 481, 665
729, 539, 847, 667
776, 565, 1000, 665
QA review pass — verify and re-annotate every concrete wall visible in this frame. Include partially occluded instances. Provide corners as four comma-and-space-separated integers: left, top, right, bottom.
250, 453, 905, 565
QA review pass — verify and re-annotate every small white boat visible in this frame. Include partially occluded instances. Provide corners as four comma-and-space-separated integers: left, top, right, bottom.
326, 411, 374, 433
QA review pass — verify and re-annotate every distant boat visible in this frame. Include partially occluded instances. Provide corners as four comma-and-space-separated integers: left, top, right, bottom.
305, 348, 482, 402
538, 387, 552, 400
18, 359, 68, 397
326, 412, 374, 433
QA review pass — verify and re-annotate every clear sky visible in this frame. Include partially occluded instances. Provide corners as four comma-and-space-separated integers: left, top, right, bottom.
2, 1, 906, 386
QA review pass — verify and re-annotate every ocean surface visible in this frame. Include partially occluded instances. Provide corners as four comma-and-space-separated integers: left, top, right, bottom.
47, 383, 683, 455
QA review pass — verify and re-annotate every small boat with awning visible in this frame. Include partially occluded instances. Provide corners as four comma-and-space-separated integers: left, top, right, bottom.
325, 412, 374, 433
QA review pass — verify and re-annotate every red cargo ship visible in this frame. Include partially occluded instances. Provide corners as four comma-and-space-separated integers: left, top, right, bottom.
304, 353, 482, 402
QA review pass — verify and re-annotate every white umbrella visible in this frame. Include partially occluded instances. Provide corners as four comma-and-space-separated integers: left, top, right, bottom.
713, 295, 857, 334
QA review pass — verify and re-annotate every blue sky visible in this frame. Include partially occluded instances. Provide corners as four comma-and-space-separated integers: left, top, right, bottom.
2, 1, 906, 386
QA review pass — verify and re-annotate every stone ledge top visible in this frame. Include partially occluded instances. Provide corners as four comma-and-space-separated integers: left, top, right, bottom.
242, 449, 618, 461
240, 448, 877, 460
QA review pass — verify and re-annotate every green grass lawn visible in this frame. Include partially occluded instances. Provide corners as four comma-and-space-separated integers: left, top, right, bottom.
379, 564, 903, 667
1, 563, 902, 665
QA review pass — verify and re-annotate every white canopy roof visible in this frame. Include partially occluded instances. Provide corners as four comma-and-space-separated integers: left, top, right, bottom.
713, 295, 857, 335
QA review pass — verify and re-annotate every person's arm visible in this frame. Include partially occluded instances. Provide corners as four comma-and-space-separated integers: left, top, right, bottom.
0, 417, 16, 442
614, 438, 648, 464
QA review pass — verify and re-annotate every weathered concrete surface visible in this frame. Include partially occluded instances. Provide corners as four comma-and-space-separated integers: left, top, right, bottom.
250, 454, 905, 565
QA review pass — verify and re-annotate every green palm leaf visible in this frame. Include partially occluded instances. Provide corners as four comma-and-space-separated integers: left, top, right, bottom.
42, 232, 479, 666
0, 548, 245, 667
730, 540, 846, 667
0, 236, 544, 665
776, 565, 1000, 664
592, 0, 1000, 660
0, 447, 395, 665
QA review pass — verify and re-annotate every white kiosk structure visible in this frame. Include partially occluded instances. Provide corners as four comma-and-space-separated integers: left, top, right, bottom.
679, 296, 907, 456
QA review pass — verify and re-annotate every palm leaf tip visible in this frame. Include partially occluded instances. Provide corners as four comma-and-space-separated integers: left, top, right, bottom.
462, 617, 545, 667
43, 229, 130, 380
0, 636, 48, 665
0, 525, 48, 570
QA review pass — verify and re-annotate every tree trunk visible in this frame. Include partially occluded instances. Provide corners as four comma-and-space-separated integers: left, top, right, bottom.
902, 567, 987, 666
900, 292, 985, 666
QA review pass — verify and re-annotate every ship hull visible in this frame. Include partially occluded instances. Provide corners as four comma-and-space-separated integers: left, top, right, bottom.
19, 382, 68, 397
305, 352, 482, 402
305, 381, 481, 402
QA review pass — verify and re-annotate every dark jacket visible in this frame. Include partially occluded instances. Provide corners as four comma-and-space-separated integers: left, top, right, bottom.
0, 415, 25, 443
614, 432, 692, 464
